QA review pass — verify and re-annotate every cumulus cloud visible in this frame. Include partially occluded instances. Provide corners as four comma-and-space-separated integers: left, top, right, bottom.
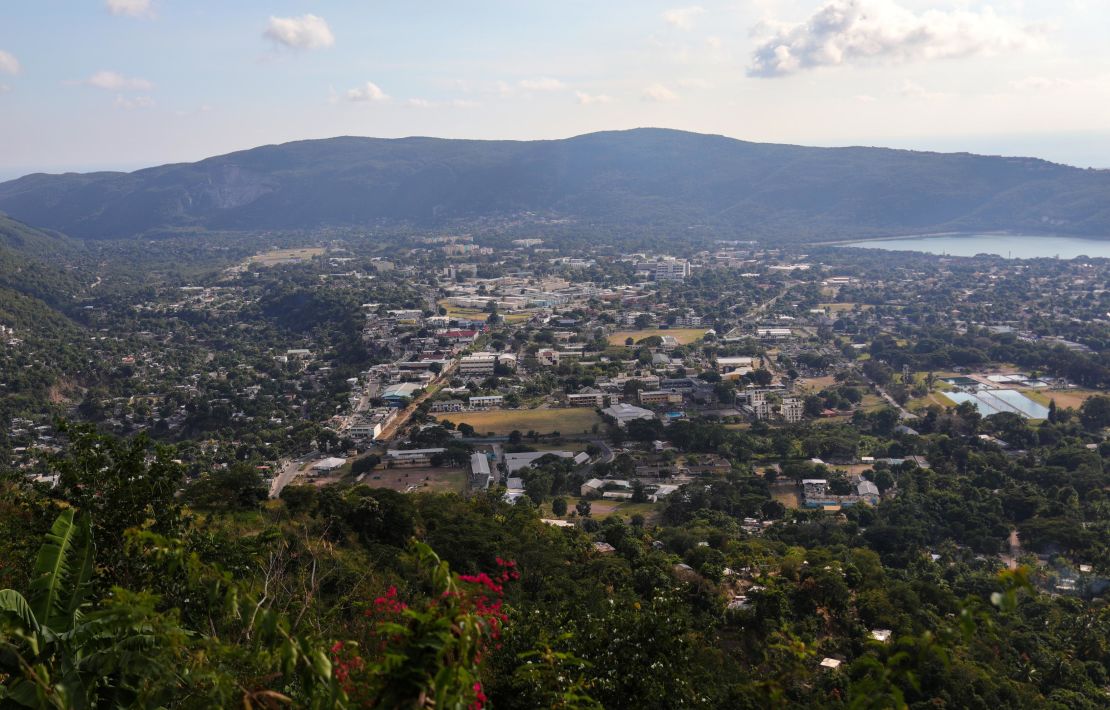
642, 83, 679, 102
346, 81, 389, 102
264, 14, 335, 50
575, 91, 613, 105
85, 70, 154, 91
748, 0, 1046, 78
114, 94, 154, 109
518, 77, 565, 91
662, 6, 705, 30
105, 0, 152, 17
0, 50, 20, 75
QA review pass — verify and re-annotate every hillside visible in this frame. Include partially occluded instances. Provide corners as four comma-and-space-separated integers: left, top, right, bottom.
0, 213, 82, 307
1, 129, 1109, 241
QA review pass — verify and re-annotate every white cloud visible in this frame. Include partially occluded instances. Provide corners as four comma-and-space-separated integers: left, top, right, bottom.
0, 50, 20, 76
406, 98, 481, 108
85, 70, 154, 91
662, 6, 705, 30
575, 91, 613, 105
114, 94, 154, 110
748, 0, 1046, 78
0, 84, 10, 94
105, 0, 152, 17
518, 77, 565, 91
264, 14, 335, 50
642, 83, 679, 102
678, 77, 713, 89
346, 81, 389, 102
855, 94, 877, 102
898, 80, 949, 101
1009, 76, 1073, 91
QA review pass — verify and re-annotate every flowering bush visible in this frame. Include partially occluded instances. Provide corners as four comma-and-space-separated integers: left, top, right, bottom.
330, 543, 518, 708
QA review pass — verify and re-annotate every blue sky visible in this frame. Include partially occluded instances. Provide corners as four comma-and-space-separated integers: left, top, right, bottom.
2, 0, 1109, 177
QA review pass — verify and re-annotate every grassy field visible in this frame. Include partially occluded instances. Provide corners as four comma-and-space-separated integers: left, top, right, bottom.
437, 301, 532, 323
817, 303, 872, 313
608, 328, 707, 346
552, 498, 661, 524
358, 467, 467, 494
436, 408, 603, 436
249, 247, 325, 266
1021, 388, 1100, 410
907, 391, 956, 411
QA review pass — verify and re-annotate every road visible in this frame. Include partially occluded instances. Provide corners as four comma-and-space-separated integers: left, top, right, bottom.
375, 360, 458, 443
269, 457, 307, 499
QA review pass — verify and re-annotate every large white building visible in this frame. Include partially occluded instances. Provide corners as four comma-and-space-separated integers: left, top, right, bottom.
602, 403, 656, 427
654, 259, 690, 282
459, 352, 498, 376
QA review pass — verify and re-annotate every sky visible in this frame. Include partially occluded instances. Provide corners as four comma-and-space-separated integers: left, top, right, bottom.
2, 0, 1110, 178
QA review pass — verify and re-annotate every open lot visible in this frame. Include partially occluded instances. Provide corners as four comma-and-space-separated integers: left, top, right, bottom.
556, 498, 661, 524
608, 328, 707, 346
437, 407, 603, 436
248, 247, 325, 266
437, 301, 532, 323
817, 303, 872, 313
357, 467, 467, 494
1021, 388, 1101, 411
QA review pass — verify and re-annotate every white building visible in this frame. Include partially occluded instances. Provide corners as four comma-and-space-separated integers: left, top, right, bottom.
459, 353, 498, 376
654, 259, 690, 281
601, 403, 656, 427
468, 395, 504, 409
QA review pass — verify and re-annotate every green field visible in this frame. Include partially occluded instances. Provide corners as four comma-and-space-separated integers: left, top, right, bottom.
608, 328, 707, 346
437, 407, 603, 436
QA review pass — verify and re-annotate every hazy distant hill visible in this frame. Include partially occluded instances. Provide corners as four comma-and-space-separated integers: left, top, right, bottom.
1, 128, 1108, 241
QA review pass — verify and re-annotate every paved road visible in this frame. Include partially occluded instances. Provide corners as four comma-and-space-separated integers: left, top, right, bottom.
269, 457, 308, 499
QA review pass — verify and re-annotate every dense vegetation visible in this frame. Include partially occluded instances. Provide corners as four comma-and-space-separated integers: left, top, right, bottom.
2, 398, 1109, 707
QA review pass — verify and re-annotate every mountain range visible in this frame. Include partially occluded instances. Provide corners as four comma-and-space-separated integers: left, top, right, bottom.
0, 128, 1108, 241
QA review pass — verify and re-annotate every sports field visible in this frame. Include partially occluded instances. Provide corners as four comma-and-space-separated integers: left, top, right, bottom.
437, 408, 602, 436
248, 247, 325, 266
607, 328, 707, 346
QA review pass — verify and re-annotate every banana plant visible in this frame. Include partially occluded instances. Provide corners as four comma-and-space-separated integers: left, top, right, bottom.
0, 509, 186, 708
0, 507, 95, 707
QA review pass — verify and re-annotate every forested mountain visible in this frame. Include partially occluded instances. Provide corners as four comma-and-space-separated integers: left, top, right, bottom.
1, 129, 1109, 241
0, 213, 81, 307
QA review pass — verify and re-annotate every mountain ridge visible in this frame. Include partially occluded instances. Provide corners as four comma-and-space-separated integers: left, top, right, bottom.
1, 128, 1108, 241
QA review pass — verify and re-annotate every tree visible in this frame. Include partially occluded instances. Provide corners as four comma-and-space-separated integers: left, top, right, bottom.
183, 463, 268, 511
576, 499, 592, 517
351, 454, 382, 476
1078, 395, 1110, 431
631, 480, 648, 503
551, 497, 568, 517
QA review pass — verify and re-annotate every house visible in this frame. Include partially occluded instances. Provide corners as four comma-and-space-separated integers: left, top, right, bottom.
440, 329, 479, 344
